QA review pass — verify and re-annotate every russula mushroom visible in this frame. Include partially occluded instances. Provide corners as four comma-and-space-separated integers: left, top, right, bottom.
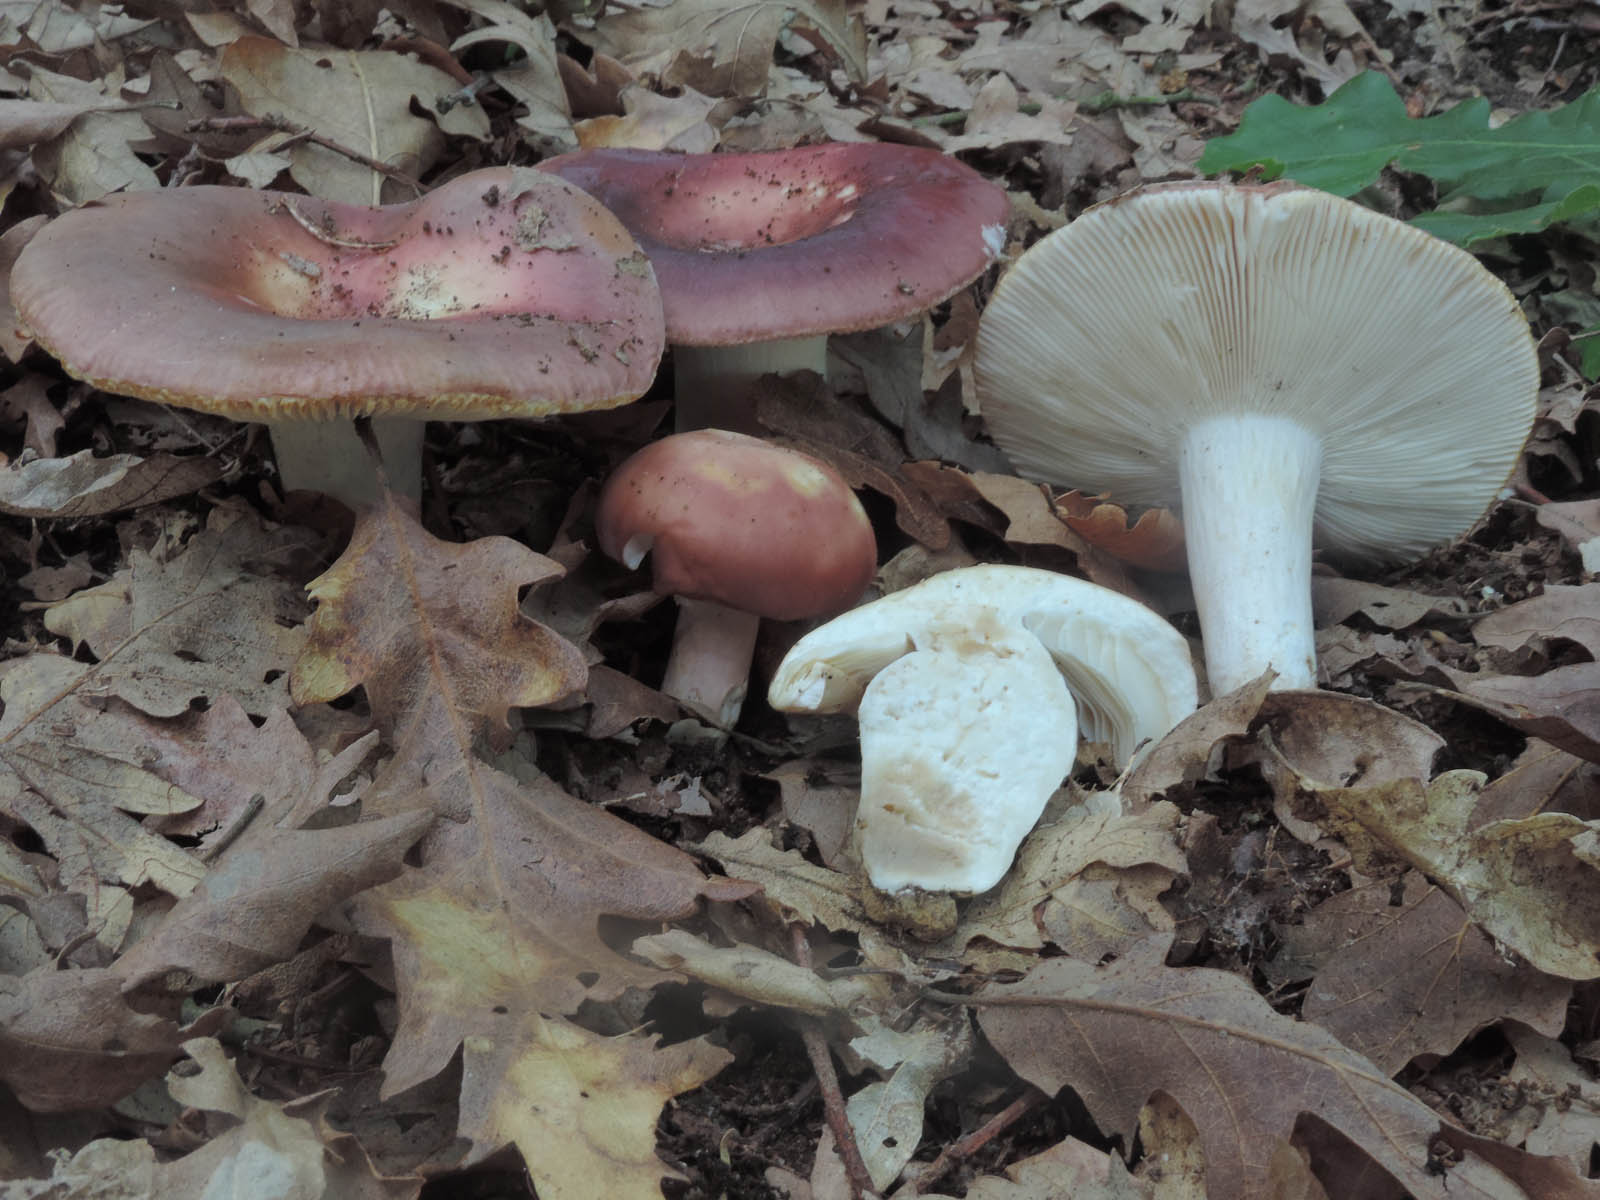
767, 564, 1198, 894
595, 428, 877, 727
976, 181, 1539, 695
541, 144, 1009, 431
9, 167, 665, 507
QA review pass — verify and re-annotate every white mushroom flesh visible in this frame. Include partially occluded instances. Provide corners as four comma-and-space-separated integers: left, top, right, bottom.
769, 564, 1196, 765
856, 613, 1077, 894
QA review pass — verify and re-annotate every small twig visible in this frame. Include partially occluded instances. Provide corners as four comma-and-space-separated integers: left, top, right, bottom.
1078, 87, 1219, 113
915, 89, 1216, 128
278, 197, 398, 251
437, 73, 493, 113
200, 793, 266, 862
790, 925, 880, 1200
186, 114, 421, 192
893, 1090, 1045, 1197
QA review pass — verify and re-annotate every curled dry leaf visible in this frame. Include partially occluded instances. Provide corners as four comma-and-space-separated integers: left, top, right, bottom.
1473, 582, 1600, 657
939, 796, 1186, 962
1310, 576, 1469, 631
841, 1017, 974, 1191
0, 968, 226, 1112
1266, 871, 1570, 1075
456, 1012, 729, 1200
1534, 499, 1600, 572
0, 449, 224, 519
1446, 663, 1600, 763
972, 942, 1557, 1200
1053, 490, 1187, 573
1120, 673, 1276, 809
1, 215, 48, 362
219, 36, 489, 204
1288, 766, 1600, 980
116, 809, 433, 990
633, 927, 869, 1015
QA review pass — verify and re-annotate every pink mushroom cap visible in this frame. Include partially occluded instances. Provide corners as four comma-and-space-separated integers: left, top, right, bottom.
539, 144, 1010, 346
9, 167, 665, 421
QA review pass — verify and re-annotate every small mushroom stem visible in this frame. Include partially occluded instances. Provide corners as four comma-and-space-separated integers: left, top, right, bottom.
265, 417, 424, 507
1177, 413, 1324, 694
672, 335, 829, 433
660, 597, 762, 727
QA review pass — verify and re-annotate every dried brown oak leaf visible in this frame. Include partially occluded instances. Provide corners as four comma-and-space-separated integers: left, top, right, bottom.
1265, 871, 1569, 1075
589, 0, 866, 98
157, 1037, 419, 1199
290, 498, 588, 762
220, 36, 488, 205
457, 1011, 729, 1200
0, 967, 226, 1112
1445, 663, 1600, 763
936, 796, 1186, 962
41, 498, 315, 717
0, 449, 224, 518
1474, 582, 1600, 658
1303, 770, 1600, 980
290, 500, 748, 1194
116, 808, 432, 991
972, 942, 1562, 1199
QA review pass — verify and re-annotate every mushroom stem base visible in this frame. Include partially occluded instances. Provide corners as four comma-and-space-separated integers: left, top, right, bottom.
673, 335, 829, 433
1178, 413, 1323, 694
266, 418, 423, 507
661, 597, 762, 727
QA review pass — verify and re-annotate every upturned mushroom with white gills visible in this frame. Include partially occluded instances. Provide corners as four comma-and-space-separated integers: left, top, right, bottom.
767, 564, 1198, 894
975, 181, 1539, 695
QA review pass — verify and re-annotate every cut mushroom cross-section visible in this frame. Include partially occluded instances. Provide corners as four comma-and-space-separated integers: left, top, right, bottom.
975, 181, 1539, 695
768, 564, 1198, 894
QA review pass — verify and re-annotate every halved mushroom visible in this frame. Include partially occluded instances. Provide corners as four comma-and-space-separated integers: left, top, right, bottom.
768, 564, 1197, 893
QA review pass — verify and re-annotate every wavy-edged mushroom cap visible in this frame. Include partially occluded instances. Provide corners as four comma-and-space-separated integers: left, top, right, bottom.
540, 144, 1009, 347
976, 182, 1538, 693
768, 563, 1197, 767
14, 169, 663, 420
11, 167, 664, 421
595, 429, 876, 621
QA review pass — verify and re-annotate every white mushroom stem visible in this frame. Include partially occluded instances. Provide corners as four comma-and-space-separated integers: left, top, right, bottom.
856, 618, 1078, 894
660, 597, 762, 727
1177, 412, 1324, 694
265, 417, 425, 507
672, 335, 828, 433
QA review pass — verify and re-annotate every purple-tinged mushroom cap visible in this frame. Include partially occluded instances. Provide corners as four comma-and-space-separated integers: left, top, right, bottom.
541, 144, 1009, 431
10, 167, 665, 504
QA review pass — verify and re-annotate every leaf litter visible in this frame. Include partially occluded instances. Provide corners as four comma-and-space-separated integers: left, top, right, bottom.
0, 0, 1598, 1195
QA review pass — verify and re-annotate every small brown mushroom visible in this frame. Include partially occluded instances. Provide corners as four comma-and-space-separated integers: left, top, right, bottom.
595, 428, 877, 726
